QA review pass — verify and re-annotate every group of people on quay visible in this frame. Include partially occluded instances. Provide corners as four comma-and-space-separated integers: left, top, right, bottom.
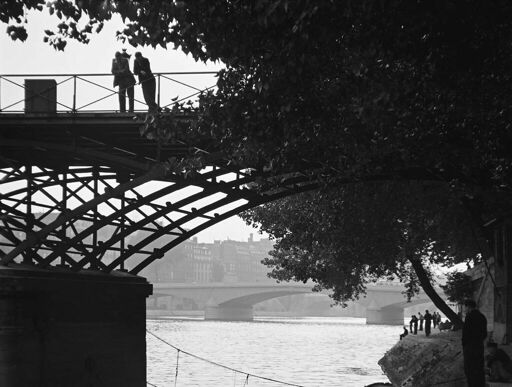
403, 310, 442, 338
111, 49, 158, 113
398, 300, 512, 386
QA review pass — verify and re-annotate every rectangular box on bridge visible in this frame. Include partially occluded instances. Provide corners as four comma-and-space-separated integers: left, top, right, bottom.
24, 79, 57, 113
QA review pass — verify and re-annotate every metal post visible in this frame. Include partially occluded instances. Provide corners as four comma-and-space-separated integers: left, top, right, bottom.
93, 166, 98, 250
120, 193, 125, 271
60, 169, 67, 266
0, 75, 2, 112
72, 75, 77, 112
91, 166, 99, 271
24, 165, 33, 265
157, 74, 161, 108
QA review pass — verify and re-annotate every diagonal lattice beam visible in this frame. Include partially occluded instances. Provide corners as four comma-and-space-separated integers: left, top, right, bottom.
0, 164, 168, 265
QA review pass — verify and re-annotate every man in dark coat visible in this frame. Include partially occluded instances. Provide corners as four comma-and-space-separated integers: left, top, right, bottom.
462, 299, 487, 387
418, 312, 424, 331
133, 52, 158, 112
424, 310, 432, 337
409, 314, 418, 334
111, 51, 135, 112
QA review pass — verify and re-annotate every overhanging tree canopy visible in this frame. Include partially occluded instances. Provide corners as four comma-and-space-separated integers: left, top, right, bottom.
3, 1, 511, 322
242, 181, 479, 325
3, 1, 512, 191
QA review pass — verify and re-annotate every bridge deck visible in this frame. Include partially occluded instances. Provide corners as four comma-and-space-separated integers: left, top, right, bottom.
0, 112, 193, 171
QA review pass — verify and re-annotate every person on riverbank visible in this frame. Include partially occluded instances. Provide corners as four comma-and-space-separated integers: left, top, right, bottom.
400, 326, 409, 340
418, 312, 424, 331
462, 299, 487, 387
410, 314, 418, 334
487, 342, 512, 382
424, 310, 432, 337
439, 319, 453, 331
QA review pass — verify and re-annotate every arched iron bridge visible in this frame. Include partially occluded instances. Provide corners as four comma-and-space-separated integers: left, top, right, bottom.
0, 72, 322, 275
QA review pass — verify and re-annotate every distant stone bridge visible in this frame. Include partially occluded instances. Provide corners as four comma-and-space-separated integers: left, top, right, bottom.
151, 281, 441, 324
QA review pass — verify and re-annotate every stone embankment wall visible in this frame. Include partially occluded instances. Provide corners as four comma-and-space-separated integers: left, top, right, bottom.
378, 332, 466, 387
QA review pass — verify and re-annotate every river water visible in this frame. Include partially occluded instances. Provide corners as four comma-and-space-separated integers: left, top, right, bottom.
146, 316, 398, 387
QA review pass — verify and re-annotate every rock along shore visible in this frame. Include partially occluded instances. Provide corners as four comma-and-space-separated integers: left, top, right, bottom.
378, 331, 466, 387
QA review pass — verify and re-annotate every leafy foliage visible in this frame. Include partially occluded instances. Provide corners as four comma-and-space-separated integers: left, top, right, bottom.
4, 2, 512, 196
441, 271, 475, 304
242, 181, 477, 304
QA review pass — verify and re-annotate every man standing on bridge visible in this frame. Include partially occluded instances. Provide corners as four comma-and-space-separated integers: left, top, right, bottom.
134, 52, 158, 112
111, 51, 136, 113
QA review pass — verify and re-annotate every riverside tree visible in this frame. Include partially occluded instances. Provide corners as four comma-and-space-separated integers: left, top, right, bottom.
3, 1, 512, 321
242, 181, 480, 326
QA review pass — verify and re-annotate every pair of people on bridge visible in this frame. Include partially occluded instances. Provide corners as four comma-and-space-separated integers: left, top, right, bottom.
111, 50, 158, 113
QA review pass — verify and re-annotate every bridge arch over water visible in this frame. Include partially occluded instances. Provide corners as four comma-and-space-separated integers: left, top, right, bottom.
152, 281, 440, 324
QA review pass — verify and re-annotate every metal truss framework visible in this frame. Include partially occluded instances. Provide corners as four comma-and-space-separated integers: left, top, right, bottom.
0, 140, 319, 275
0, 70, 322, 275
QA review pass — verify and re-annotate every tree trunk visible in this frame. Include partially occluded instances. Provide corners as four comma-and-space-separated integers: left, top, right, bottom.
408, 255, 463, 328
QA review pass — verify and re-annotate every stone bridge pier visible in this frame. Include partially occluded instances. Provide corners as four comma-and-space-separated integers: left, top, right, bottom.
152, 282, 441, 324
365, 302, 405, 325
0, 266, 152, 387
358, 285, 439, 325
204, 302, 254, 321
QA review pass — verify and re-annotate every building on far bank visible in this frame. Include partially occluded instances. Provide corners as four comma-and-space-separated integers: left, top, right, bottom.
139, 233, 274, 284
210, 234, 274, 283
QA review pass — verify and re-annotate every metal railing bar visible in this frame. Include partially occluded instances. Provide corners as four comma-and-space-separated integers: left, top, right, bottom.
0, 76, 63, 90
76, 75, 123, 92
72, 75, 76, 112
75, 90, 129, 111
0, 71, 219, 77
0, 109, 156, 113
77, 74, 200, 109
0, 73, 217, 113
0, 110, 144, 114
1, 76, 75, 111
75, 76, 147, 110
159, 74, 203, 92
161, 85, 216, 108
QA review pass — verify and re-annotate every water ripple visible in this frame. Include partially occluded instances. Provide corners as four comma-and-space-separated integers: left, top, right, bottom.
147, 317, 395, 387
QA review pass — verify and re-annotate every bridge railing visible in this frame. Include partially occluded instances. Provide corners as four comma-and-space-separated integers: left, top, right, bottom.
0, 71, 218, 113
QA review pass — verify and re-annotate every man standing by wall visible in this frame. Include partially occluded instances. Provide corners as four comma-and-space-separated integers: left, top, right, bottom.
134, 52, 158, 112
462, 299, 488, 387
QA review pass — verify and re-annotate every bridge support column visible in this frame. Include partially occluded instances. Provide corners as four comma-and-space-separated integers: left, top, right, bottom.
366, 305, 404, 325
0, 266, 152, 387
204, 305, 253, 321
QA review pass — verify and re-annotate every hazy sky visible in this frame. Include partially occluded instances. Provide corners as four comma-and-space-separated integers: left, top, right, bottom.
0, 10, 266, 243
